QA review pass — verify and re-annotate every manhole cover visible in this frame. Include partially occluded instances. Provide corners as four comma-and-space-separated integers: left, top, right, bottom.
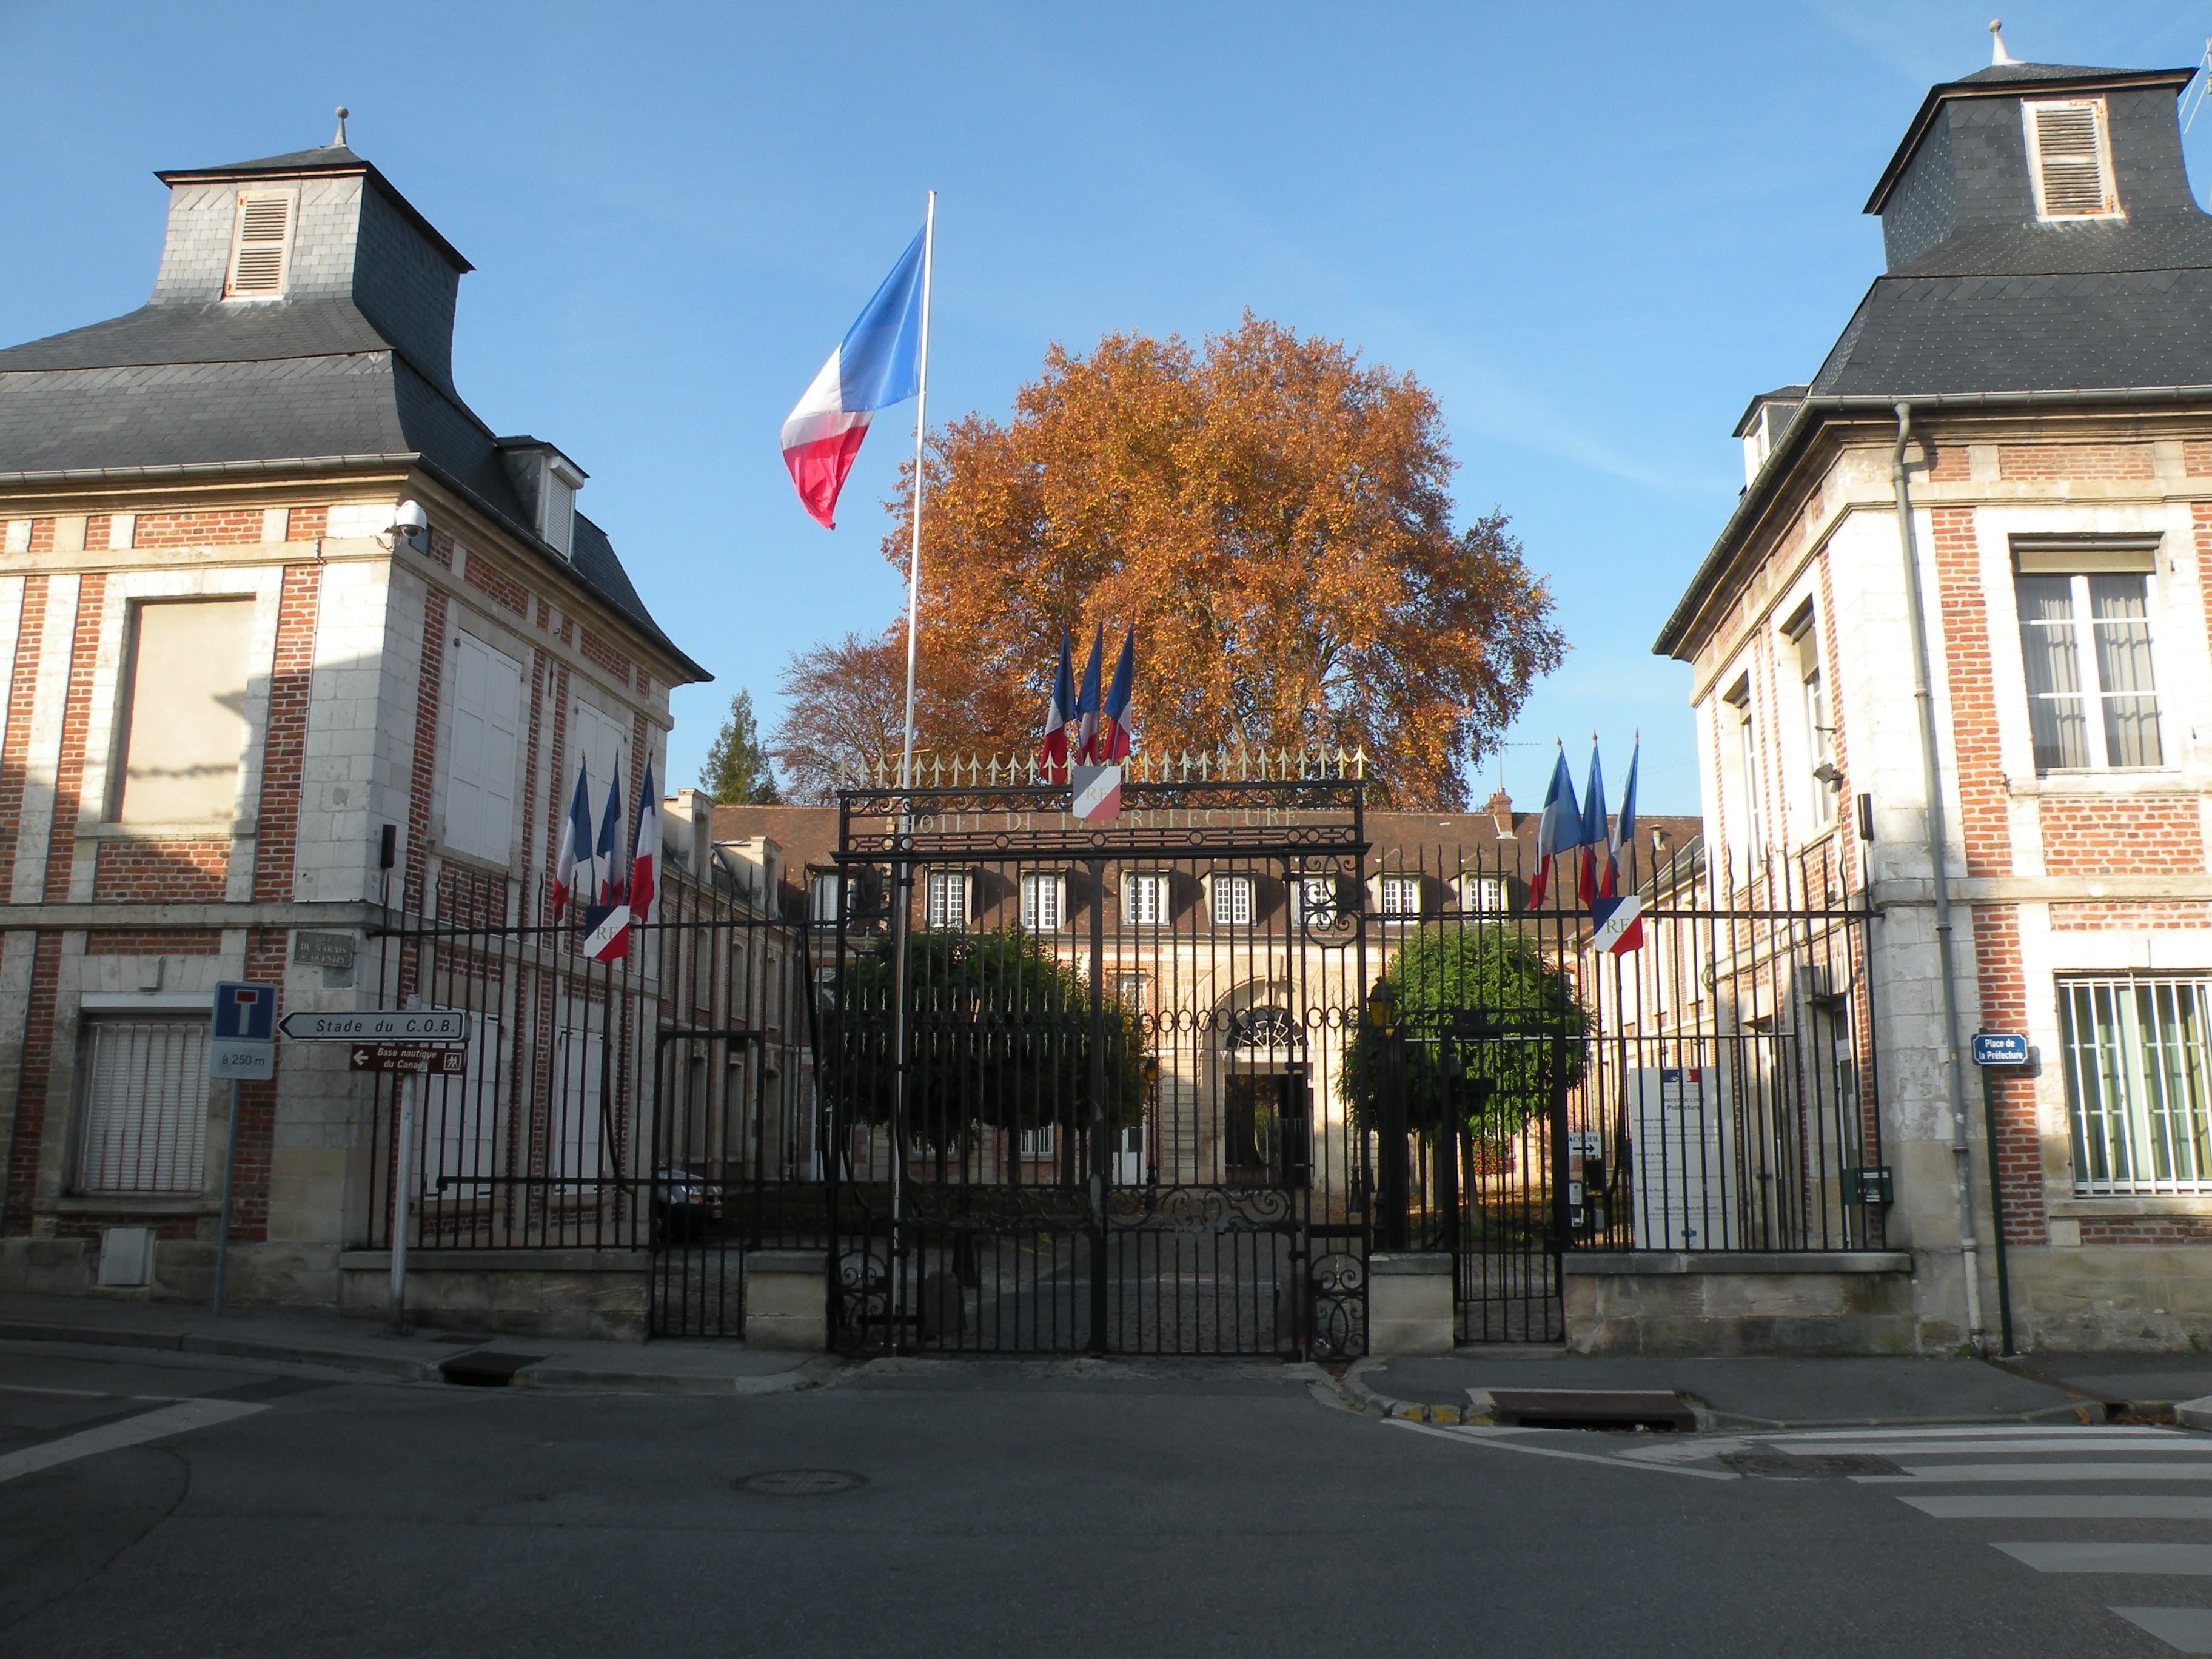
734, 1469, 868, 1496
1722, 1452, 1903, 1478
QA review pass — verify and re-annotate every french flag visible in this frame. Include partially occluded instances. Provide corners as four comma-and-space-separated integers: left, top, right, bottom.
596, 771, 626, 906
779, 227, 928, 529
1039, 629, 1076, 783
1591, 739, 1644, 956
1577, 740, 1607, 906
552, 760, 594, 920
629, 760, 659, 925
1527, 746, 1580, 910
1073, 624, 1103, 764
1097, 627, 1135, 763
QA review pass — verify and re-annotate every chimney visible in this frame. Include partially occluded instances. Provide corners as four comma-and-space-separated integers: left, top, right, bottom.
1486, 788, 1514, 836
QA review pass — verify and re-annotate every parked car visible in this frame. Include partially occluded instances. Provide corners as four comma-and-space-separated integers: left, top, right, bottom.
651, 1166, 723, 1246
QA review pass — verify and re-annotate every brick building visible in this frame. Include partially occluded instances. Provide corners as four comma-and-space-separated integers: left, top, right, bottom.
0, 127, 705, 1309
1657, 42, 2212, 1349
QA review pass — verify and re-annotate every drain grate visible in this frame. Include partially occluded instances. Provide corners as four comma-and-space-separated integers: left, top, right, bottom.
1722, 1452, 1903, 1478
734, 1469, 868, 1497
438, 1351, 544, 1388
1486, 1389, 1698, 1432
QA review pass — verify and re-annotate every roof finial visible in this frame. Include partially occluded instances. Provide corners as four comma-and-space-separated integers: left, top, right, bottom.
1988, 19, 2017, 66
332, 105, 349, 148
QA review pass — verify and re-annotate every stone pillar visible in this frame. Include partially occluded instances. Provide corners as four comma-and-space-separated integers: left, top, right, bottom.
1367, 1252, 1454, 1355
744, 1249, 829, 1350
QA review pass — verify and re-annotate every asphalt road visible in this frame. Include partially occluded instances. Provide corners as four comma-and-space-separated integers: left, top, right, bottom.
1, 1342, 2204, 1658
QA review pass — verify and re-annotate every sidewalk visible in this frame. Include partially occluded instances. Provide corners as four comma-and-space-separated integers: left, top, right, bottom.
0, 1293, 834, 1396
1347, 1349, 2212, 1429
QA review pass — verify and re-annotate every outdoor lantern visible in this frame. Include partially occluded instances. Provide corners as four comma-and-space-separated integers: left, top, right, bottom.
1366, 982, 1396, 1034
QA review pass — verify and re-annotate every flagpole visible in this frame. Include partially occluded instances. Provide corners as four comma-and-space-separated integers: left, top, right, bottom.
888, 189, 933, 1350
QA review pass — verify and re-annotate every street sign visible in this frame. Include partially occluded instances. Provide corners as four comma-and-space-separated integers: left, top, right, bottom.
278, 1008, 469, 1044
348, 1043, 466, 1076
292, 930, 357, 969
1971, 1031, 2031, 1067
209, 981, 277, 1080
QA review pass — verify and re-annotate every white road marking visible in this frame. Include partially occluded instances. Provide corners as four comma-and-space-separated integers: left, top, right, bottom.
0, 1383, 192, 1402
1903, 1495, 2212, 1520
1857, 1463, 2212, 1484
2114, 1608, 2212, 1654
1388, 1420, 1739, 1480
1996, 1542, 2212, 1576
0, 1398, 264, 1486
1761, 1424, 2174, 1443
1788, 1438, 2212, 1458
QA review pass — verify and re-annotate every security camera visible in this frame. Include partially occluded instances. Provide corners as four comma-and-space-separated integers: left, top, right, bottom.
390, 500, 429, 538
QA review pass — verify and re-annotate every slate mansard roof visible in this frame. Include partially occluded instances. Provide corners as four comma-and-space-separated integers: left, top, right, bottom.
0, 142, 700, 680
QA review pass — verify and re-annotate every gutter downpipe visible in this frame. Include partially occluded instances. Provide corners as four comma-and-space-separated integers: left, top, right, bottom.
1891, 402, 1987, 1353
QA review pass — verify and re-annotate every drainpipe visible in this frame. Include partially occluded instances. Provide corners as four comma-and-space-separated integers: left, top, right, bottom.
1891, 403, 1987, 1352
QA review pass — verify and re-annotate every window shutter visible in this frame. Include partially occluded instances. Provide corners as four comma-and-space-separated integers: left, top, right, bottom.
446, 635, 523, 861
78, 1019, 209, 1193
2029, 101, 2116, 218
543, 473, 577, 558
226, 193, 293, 297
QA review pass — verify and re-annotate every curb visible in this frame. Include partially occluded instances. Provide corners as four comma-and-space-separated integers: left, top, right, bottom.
1336, 1360, 1489, 1426
0, 1318, 453, 1380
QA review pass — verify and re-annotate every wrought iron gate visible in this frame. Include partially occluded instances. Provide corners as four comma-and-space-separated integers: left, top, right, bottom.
822, 757, 1373, 1358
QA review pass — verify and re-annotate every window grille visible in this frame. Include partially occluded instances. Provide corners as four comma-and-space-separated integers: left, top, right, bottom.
76, 1018, 209, 1194
1211, 874, 1255, 927
2016, 563, 2163, 772
2059, 976, 2212, 1195
1020, 873, 1064, 932
1122, 873, 1168, 928
1019, 1125, 1056, 1159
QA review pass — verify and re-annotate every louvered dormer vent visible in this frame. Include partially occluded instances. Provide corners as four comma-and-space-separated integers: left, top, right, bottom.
2026, 99, 2120, 220
224, 192, 295, 298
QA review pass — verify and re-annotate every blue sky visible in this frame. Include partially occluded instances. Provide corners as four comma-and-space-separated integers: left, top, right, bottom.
3, 2, 2207, 811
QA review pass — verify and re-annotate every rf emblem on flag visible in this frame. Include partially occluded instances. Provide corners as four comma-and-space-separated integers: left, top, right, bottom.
1071, 764, 1122, 825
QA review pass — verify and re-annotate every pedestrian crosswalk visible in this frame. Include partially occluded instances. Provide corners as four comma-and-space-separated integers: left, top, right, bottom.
1744, 1424, 2212, 1654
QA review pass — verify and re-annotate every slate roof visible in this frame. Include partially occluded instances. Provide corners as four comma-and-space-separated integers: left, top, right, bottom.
0, 156, 700, 682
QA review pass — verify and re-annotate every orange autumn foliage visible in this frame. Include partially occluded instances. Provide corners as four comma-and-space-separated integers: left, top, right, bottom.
785, 315, 1565, 809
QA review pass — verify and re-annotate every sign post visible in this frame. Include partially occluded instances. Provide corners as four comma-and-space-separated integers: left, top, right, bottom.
208, 983, 277, 1315
391, 1069, 418, 1330
1971, 1031, 2030, 1358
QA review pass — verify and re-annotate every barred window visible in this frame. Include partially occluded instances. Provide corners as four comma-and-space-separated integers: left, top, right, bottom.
76, 1018, 210, 1194
2059, 977, 2212, 1195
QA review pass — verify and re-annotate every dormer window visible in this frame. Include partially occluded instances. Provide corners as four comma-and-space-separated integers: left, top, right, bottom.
541, 463, 580, 558
2025, 99, 2120, 220
224, 191, 295, 298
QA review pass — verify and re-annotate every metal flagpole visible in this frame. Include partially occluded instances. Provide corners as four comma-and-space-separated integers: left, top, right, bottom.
888, 189, 934, 1348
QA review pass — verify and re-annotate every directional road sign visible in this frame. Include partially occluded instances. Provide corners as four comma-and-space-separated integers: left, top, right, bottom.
209, 982, 277, 1079
348, 1043, 467, 1075
278, 1008, 469, 1044
1971, 1031, 2031, 1067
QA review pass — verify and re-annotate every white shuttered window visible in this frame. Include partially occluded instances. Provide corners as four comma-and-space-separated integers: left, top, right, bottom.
2025, 99, 2120, 220
225, 192, 295, 297
445, 634, 524, 861
77, 1019, 210, 1193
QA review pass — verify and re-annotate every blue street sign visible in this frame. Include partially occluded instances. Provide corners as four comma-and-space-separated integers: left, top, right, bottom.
213, 982, 278, 1041
1971, 1031, 2030, 1067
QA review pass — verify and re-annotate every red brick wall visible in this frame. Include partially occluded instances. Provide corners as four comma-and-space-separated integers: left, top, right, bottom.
0, 576, 49, 879
1969, 907, 2045, 1245
404, 591, 447, 914
2040, 798, 2204, 874
2, 931, 62, 1233
580, 629, 631, 688
92, 839, 229, 901
289, 506, 328, 540
2187, 441, 2212, 475
250, 565, 321, 904
42, 576, 106, 902
463, 552, 528, 617
132, 510, 267, 548
1925, 444, 1969, 481
2079, 1216, 2212, 1245
2050, 902, 2212, 930
1997, 443, 2155, 481
225, 927, 289, 1243
1930, 507, 2011, 877
82, 928, 221, 955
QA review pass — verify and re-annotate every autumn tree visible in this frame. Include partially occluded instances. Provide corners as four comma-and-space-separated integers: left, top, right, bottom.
699, 689, 782, 804
837, 313, 1564, 809
768, 631, 905, 803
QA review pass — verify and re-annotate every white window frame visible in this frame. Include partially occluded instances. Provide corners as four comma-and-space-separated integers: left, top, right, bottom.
2024, 98, 2122, 221
1462, 875, 1510, 914
2059, 976, 2212, 1196
1721, 675, 1765, 876
1378, 874, 1423, 919
1020, 872, 1066, 933
224, 189, 297, 300
1122, 873, 1169, 929
810, 873, 842, 928
923, 870, 971, 930
444, 632, 525, 863
1113, 971, 1148, 1016
1210, 873, 1256, 928
1785, 605, 1837, 833
1018, 1124, 1056, 1159
1292, 876, 1338, 928
2014, 552, 2166, 775
74, 1016, 210, 1195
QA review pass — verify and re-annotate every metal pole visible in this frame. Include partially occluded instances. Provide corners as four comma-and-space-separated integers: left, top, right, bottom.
212, 1079, 240, 1314
390, 1070, 418, 1330
1980, 1061, 2017, 1355
1087, 857, 1108, 1354
886, 190, 934, 1355
1892, 403, 1987, 1350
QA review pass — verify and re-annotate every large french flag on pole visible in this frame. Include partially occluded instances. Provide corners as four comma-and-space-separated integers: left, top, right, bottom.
779, 227, 928, 529
629, 760, 659, 925
552, 761, 594, 920
1527, 746, 1580, 909
1072, 624, 1104, 764
1038, 629, 1076, 784
1577, 739, 1608, 906
1096, 626, 1135, 762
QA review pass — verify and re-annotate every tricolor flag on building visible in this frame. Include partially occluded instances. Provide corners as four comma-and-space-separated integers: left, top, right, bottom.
1527, 746, 1580, 909
628, 760, 660, 926
779, 227, 928, 529
1096, 626, 1135, 763
1038, 629, 1076, 784
1577, 740, 1607, 906
552, 761, 594, 920
1073, 624, 1104, 764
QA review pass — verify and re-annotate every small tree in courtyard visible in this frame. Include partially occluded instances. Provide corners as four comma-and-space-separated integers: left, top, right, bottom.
700, 689, 782, 803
